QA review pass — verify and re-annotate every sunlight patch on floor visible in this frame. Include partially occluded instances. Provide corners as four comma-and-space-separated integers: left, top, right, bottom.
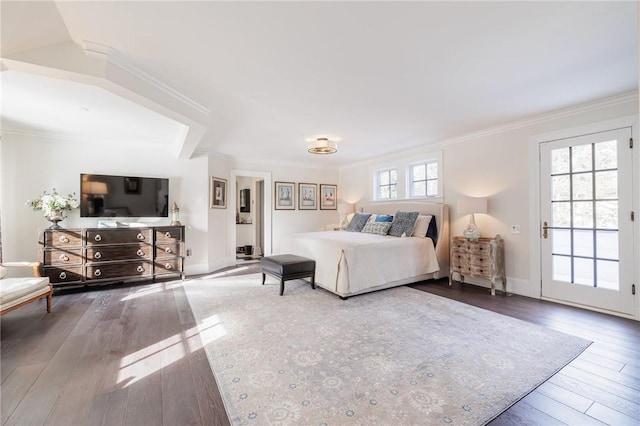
116, 314, 226, 388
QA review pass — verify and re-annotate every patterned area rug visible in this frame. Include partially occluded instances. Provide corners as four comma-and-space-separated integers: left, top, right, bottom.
183, 273, 590, 425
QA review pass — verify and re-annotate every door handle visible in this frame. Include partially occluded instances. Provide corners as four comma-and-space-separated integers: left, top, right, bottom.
542, 221, 549, 239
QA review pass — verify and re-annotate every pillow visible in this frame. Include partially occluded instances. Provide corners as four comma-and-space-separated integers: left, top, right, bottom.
345, 212, 371, 232
388, 211, 420, 237
361, 222, 391, 235
366, 214, 377, 223
426, 216, 438, 243
0, 266, 7, 280
374, 214, 393, 223
411, 214, 433, 237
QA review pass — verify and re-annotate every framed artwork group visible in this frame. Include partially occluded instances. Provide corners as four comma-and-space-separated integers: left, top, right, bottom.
275, 182, 337, 211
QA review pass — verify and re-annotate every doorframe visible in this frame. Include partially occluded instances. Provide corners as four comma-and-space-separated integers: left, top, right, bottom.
228, 170, 272, 260
528, 115, 639, 318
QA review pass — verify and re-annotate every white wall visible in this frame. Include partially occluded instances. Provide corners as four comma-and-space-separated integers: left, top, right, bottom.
0, 133, 209, 273
339, 96, 638, 298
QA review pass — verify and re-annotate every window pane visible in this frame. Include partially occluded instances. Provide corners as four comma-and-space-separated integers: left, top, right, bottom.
596, 201, 617, 229
552, 228, 571, 255
572, 173, 593, 201
597, 260, 619, 290
426, 162, 438, 179
595, 171, 617, 200
390, 170, 398, 184
596, 230, 618, 260
553, 255, 571, 282
574, 230, 594, 258
595, 140, 617, 170
552, 202, 571, 227
379, 186, 389, 199
572, 144, 592, 173
379, 171, 389, 185
573, 201, 593, 228
390, 185, 398, 198
552, 175, 570, 201
574, 257, 594, 286
413, 181, 426, 197
413, 165, 425, 180
551, 148, 570, 174
427, 180, 438, 196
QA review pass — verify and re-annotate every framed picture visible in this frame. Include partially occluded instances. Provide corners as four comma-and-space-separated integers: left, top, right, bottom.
320, 184, 337, 210
124, 177, 141, 194
275, 181, 295, 210
298, 183, 317, 210
210, 177, 227, 209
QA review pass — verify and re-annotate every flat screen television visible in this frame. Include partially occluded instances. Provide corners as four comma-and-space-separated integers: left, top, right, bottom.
80, 173, 169, 218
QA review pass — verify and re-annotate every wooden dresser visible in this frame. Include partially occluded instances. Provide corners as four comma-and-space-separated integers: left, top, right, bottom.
449, 235, 506, 296
39, 226, 185, 288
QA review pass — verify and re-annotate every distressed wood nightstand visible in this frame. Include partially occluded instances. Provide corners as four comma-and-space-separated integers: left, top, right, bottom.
450, 235, 506, 296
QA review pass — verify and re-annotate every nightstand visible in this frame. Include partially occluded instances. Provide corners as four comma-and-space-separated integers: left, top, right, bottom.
450, 235, 506, 296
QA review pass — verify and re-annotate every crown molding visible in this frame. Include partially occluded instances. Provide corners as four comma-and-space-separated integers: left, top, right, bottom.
81, 40, 210, 116
431, 90, 638, 149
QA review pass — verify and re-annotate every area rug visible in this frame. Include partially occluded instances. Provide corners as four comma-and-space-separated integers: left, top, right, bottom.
183, 273, 590, 425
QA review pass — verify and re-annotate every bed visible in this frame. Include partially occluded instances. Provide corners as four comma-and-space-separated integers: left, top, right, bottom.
281, 202, 449, 298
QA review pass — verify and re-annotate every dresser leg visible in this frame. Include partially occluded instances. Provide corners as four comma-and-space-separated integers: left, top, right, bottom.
490, 280, 496, 296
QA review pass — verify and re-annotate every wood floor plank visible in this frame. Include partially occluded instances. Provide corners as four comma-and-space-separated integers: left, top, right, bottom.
535, 381, 594, 413
0, 362, 47, 424
586, 402, 640, 426
522, 390, 607, 425
489, 400, 566, 426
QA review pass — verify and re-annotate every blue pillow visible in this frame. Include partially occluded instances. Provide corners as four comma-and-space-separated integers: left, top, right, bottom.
345, 212, 371, 232
374, 214, 393, 223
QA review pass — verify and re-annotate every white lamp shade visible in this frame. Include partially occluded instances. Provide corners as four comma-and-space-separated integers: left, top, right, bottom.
337, 202, 354, 215
82, 181, 108, 195
458, 196, 487, 215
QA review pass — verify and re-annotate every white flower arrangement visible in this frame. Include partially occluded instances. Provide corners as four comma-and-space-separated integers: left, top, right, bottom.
26, 189, 80, 217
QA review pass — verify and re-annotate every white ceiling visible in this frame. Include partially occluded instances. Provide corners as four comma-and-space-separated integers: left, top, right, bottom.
1, 1, 637, 167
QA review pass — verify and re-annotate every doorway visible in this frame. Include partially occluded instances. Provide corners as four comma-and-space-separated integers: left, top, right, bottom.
229, 170, 272, 263
539, 127, 635, 315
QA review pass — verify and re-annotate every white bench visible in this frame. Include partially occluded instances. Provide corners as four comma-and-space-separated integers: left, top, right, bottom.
0, 262, 52, 316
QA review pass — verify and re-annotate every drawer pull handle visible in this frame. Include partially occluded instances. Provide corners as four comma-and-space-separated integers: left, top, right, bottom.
94, 234, 102, 242
165, 263, 173, 270
165, 232, 172, 238
94, 252, 102, 259
137, 233, 145, 241
59, 272, 67, 280
94, 269, 102, 277
165, 247, 173, 254
59, 254, 69, 261
137, 249, 145, 257
59, 236, 69, 243
136, 265, 145, 273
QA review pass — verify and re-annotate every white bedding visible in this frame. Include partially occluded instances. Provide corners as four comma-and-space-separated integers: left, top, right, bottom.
281, 231, 439, 297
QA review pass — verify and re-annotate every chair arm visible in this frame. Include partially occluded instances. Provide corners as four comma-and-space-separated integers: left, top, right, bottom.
0, 262, 43, 277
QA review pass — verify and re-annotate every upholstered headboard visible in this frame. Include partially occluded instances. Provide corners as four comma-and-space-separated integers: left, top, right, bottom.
356, 201, 450, 279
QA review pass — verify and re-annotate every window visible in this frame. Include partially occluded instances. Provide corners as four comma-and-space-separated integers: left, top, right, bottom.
375, 168, 398, 200
409, 161, 439, 198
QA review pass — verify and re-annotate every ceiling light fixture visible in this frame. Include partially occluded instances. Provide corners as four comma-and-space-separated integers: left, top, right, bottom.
308, 137, 338, 154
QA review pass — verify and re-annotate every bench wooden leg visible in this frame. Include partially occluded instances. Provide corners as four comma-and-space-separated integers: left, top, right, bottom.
262, 273, 266, 285
46, 292, 52, 313
311, 273, 315, 289
280, 278, 285, 296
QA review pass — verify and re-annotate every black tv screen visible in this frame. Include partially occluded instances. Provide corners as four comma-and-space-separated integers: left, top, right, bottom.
80, 173, 169, 218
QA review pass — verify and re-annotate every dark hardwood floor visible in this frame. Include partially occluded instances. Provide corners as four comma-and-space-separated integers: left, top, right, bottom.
1, 265, 638, 425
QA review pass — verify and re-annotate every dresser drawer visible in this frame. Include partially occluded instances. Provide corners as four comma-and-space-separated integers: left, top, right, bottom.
42, 266, 83, 284
467, 242, 491, 256
85, 261, 153, 280
86, 245, 151, 263
85, 229, 152, 245
41, 248, 83, 266
451, 239, 468, 252
39, 230, 83, 247
469, 264, 491, 278
155, 227, 183, 243
155, 243, 182, 258
154, 258, 183, 276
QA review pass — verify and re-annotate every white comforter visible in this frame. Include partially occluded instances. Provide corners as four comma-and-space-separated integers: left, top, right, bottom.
281, 231, 439, 296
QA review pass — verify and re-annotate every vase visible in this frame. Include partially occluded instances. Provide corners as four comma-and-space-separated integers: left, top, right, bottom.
46, 210, 65, 230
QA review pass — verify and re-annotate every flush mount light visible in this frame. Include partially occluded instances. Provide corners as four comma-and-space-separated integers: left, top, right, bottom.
307, 137, 338, 154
